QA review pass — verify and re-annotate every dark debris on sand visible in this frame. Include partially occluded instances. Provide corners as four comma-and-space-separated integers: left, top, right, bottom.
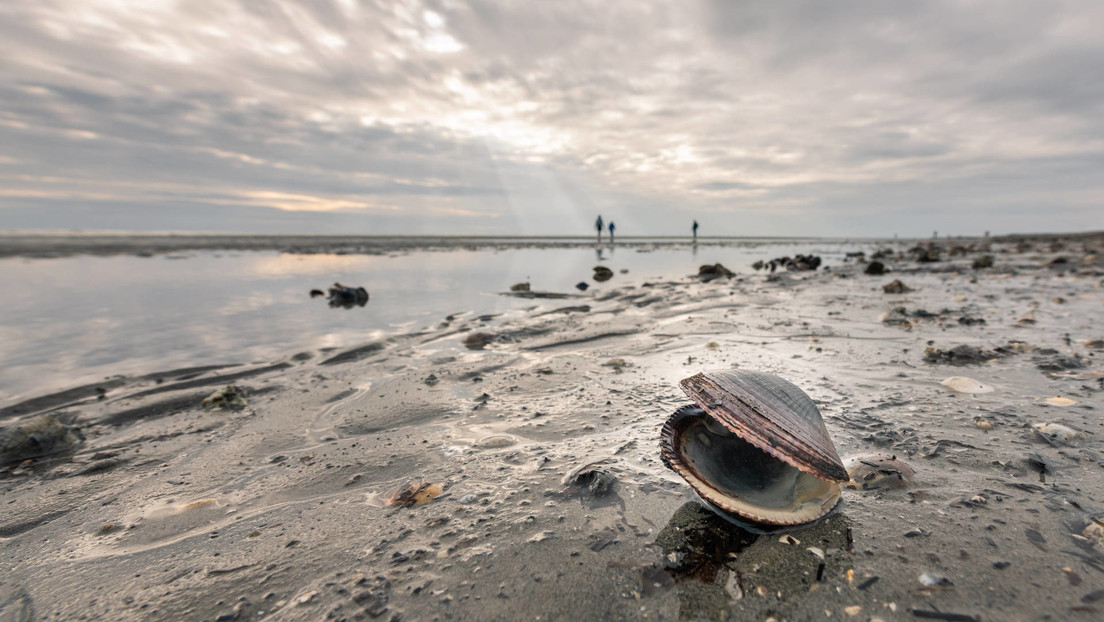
923, 345, 1004, 365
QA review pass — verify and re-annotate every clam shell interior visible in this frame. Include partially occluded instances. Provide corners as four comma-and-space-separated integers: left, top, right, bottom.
664, 407, 841, 525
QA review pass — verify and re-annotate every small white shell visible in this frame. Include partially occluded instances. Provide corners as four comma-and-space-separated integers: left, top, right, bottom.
1083, 520, 1104, 548
940, 376, 993, 394
844, 453, 914, 490
1043, 396, 1077, 407
1033, 422, 1082, 441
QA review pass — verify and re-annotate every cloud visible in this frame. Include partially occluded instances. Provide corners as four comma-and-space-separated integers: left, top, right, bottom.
0, 0, 1102, 235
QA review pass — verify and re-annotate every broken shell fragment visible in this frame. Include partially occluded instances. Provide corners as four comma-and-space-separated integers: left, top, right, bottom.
660, 370, 847, 526
202, 385, 247, 410
1043, 396, 1077, 407
1033, 422, 1083, 442
844, 453, 915, 490
919, 572, 953, 587
385, 481, 444, 507
1083, 519, 1104, 549
562, 459, 617, 497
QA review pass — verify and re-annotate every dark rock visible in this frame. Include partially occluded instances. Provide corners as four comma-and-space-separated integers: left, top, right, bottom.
909, 244, 941, 262
309, 289, 325, 298
865, 261, 886, 275
1034, 353, 1086, 372
593, 266, 614, 282
972, 255, 994, 269
327, 282, 369, 308
785, 254, 821, 271
882, 279, 909, 293
764, 254, 822, 271
957, 316, 986, 326
575, 281, 589, 291
462, 332, 495, 350
509, 282, 530, 292
696, 263, 735, 281
0, 415, 83, 465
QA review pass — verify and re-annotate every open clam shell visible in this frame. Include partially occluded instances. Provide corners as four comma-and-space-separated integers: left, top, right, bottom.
660, 370, 847, 526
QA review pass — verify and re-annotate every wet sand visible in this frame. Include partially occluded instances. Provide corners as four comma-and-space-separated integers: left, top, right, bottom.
2, 233, 1103, 621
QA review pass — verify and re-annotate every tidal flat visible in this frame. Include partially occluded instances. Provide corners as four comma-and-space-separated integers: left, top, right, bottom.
2, 233, 1103, 621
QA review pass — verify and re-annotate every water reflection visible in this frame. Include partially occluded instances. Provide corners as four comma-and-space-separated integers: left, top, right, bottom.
0, 241, 872, 404
248, 253, 373, 277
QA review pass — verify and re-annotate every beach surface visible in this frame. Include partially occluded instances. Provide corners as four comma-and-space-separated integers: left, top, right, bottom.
2, 233, 1103, 621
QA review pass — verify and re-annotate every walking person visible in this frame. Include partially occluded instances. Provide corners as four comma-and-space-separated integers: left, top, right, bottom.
595, 216, 604, 243
692, 220, 699, 241
608, 221, 615, 243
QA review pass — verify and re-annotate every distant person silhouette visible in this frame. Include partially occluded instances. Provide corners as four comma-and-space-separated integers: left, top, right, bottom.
608, 221, 615, 242
692, 220, 699, 241
596, 216, 604, 243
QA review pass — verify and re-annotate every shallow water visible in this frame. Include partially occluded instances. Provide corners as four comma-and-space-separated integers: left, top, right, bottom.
0, 239, 880, 405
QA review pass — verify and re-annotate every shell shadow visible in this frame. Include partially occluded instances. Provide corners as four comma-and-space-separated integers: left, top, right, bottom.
650, 501, 853, 620
650, 501, 758, 619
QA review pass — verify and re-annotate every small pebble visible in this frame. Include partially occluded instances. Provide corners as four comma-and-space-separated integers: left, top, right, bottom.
919, 572, 952, 587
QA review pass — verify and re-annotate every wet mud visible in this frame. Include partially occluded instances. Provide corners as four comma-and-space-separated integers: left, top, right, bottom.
1, 234, 1103, 621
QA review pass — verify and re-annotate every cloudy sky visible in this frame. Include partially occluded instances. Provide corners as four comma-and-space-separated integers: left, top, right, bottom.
1, 0, 1102, 236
